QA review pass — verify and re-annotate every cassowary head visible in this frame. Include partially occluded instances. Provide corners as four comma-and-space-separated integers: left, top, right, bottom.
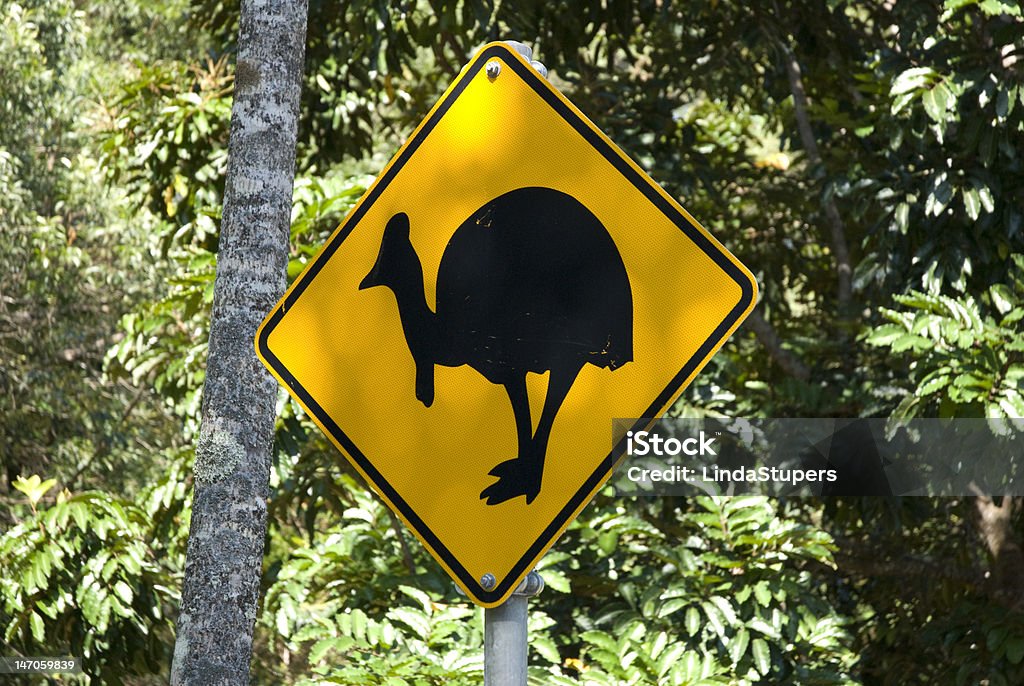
360, 212, 414, 291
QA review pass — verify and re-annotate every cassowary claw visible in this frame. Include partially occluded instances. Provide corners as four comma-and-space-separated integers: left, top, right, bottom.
480, 457, 541, 505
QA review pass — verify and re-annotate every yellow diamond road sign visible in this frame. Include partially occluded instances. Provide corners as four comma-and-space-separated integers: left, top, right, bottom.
255, 43, 757, 606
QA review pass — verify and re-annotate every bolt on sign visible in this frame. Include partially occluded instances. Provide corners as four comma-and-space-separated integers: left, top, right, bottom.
255, 42, 757, 606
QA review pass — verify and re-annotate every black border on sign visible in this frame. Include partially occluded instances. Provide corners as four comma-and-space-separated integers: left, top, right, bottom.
256, 44, 756, 605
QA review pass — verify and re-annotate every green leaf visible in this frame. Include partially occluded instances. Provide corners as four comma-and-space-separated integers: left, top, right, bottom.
532, 635, 561, 664
649, 630, 668, 659
996, 88, 1010, 120
953, 372, 990, 391
978, 184, 995, 213
113, 580, 133, 606
943, 0, 979, 13
999, 392, 1024, 418
309, 637, 355, 663
701, 601, 725, 636
926, 174, 953, 216
891, 91, 916, 115
275, 607, 290, 637
891, 67, 937, 96
990, 284, 1014, 314
680, 650, 701, 680
866, 323, 906, 347
753, 582, 772, 607
597, 530, 618, 555
708, 596, 738, 625
29, 611, 45, 642
685, 606, 701, 636
963, 187, 981, 221
987, 626, 1008, 653
917, 374, 951, 397
658, 597, 688, 618
729, 628, 750, 665
748, 616, 779, 640
734, 585, 752, 604
922, 82, 952, 123
751, 638, 771, 675
387, 607, 429, 640
1006, 637, 1024, 664
657, 643, 686, 677
69, 503, 88, 531
979, 0, 1022, 16
398, 585, 432, 612
894, 202, 910, 233
13, 475, 57, 506
542, 569, 571, 593
891, 333, 931, 353
581, 630, 618, 654
349, 609, 368, 641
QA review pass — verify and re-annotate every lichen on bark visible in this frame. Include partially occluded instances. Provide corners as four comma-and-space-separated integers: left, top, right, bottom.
193, 423, 245, 486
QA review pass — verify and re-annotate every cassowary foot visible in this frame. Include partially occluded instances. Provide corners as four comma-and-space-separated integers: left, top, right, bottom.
480, 458, 542, 505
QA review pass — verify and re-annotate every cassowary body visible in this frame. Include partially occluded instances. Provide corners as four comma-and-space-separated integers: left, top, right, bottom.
361, 186, 632, 504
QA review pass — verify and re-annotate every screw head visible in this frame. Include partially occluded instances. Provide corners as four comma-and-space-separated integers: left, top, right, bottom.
517, 571, 544, 597
485, 61, 501, 79
480, 573, 497, 590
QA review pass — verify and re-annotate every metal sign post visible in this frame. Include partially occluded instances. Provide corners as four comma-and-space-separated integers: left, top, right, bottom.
484, 571, 544, 686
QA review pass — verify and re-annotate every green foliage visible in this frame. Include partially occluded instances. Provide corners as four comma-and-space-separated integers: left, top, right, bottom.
292, 591, 482, 685
856, 0, 1024, 298
867, 255, 1024, 421
0, 459, 189, 681
860, 592, 1024, 686
0, 0, 83, 215
0, 0, 181, 498
95, 32, 373, 429
4, 1, 1024, 684
821, 491, 1024, 685
532, 496, 856, 685
12, 475, 58, 509
97, 56, 232, 241
102, 168, 369, 437
255, 486, 855, 685
255, 473, 481, 684
188, 0, 498, 166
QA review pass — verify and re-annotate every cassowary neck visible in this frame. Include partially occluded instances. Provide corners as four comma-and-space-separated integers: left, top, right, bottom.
385, 253, 439, 361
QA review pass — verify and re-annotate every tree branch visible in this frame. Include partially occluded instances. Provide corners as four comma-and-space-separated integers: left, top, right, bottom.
746, 308, 811, 381
775, 36, 854, 313
385, 506, 417, 575
832, 549, 984, 589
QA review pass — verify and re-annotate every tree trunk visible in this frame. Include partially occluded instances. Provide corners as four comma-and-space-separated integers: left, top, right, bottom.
170, 2, 308, 684
774, 35, 854, 315
972, 495, 1024, 609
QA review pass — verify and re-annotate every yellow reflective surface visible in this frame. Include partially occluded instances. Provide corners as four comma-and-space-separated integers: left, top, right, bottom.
256, 43, 757, 606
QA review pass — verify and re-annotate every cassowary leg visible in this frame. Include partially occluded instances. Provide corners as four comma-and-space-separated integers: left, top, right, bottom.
525, 361, 583, 504
480, 374, 534, 505
505, 374, 533, 461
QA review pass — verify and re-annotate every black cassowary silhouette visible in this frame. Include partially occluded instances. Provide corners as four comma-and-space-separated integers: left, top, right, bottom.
360, 186, 633, 505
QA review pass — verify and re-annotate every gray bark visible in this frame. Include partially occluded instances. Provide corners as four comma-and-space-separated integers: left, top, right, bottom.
972, 495, 1024, 609
171, 1, 308, 684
